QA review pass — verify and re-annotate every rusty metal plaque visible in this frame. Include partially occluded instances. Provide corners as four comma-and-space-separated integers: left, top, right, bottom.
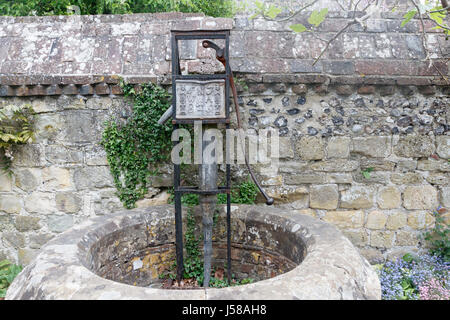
175, 79, 226, 119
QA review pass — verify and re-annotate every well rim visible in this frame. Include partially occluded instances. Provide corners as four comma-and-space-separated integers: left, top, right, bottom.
6, 205, 381, 300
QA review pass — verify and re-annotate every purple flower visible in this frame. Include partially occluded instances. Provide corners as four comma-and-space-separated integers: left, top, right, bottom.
377, 254, 449, 300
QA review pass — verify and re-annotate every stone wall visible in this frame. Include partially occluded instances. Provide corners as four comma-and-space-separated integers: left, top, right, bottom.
0, 11, 448, 265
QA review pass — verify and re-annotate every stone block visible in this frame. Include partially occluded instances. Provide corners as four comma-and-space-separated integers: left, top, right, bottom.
24, 192, 56, 214
45, 145, 83, 164
377, 186, 402, 209
370, 231, 395, 248
295, 136, 324, 160
441, 187, 450, 207
361, 159, 396, 171
292, 84, 307, 94
390, 172, 423, 185
0, 195, 22, 214
310, 184, 338, 210
425, 173, 449, 185
335, 85, 353, 96
136, 191, 170, 208
284, 174, 327, 184
293, 208, 316, 218
310, 159, 359, 172
403, 186, 438, 209
263, 186, 308, 204
61, 110, 100, 144
352, 136, 391, 158
359, 248, 384, 264
407, 211, 435, 229
366, 210, 387, 230
436, 136, 450, 159
261, 175, 283, 186
323, 210, 364, 229
325, 173, 353, 184
73, 166, 114, 190
342, 230, 369, 247
15, 215, 41, 232
42, 166, 73, 190
55, 192, 82, 214
1, 231, 25, 249
85, 144, 108, 166
386, 212, 407, 230
326, 137, 350, 159
395, 231, 419, 246
0, 172, 12, 191
29, 233, 54, 249
47, 214, 74, 233
12, 144, 44, 167
14, 168, 41, 191
397, 160, 417, 172
340, 186, 375, 209
394, 135, 435, 158
417, 159, 449, 171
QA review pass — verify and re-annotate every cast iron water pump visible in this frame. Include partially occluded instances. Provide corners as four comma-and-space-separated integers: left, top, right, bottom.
159, 29, 273, 287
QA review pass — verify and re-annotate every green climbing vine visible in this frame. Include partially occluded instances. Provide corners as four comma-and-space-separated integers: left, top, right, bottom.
217, 179, 258, 205
101, 81, 172, 209
0, 104, 35, 173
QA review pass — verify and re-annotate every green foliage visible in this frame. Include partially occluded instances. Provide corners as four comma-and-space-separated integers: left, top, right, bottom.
289, 23, 307, 33
265, 3, 281, 19
208, 273, 254, 288
163, 181, 257, 286
401, 9, 417, 27
169, 180, 258, 206
400, 2, 449, 36
361, 167, 374, 179
422, 207, 450, 262
288, 8, 328, 33
233, 77, 248, 91
307, 8, 328, 27
0, 0, 234, 17
0, 104, 35, 172
183, 208, 204, 281
0, 260, 22, 298
101, 81, 172, 209
217, 180, 258, 205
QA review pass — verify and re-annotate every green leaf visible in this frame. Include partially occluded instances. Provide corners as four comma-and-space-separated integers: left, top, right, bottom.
308, 8, 328, 27
266, 4, 281, 19
402, 253, 414, 263
401, 9, 417, 27
0, 260, 11, 270
254, 0, 263, 10
429, 10, 445, 26
289, 23, 307, 33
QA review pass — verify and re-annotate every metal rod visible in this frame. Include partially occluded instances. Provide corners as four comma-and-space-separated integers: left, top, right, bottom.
226, 121, 232, 284
171, 34, 184, 283
199, 124, 217, 288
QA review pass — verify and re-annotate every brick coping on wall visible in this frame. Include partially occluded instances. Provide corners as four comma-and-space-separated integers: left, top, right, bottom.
1, 12, 449, 94
0, 74, 446, 97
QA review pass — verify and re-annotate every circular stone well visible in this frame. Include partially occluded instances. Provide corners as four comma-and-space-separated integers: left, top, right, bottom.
6, 205, 381, 300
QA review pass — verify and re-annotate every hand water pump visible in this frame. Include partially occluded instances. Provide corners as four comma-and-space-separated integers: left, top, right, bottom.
158, 29, 273, 287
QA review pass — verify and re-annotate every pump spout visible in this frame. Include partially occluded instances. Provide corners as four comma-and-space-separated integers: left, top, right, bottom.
157, 105, 173, 125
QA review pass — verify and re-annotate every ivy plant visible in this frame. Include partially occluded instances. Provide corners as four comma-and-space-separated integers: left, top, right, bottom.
422, 206, 450, 262
0, 260, 22, 298
101, 82, 172, 209
0, 104, 35, 173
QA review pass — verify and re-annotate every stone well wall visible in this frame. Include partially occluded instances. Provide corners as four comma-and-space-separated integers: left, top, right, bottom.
0, 11, 449, 265
89, 207, 302, 286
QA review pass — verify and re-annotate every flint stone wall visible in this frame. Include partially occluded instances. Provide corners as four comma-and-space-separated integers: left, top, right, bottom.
0, 11, 449, 265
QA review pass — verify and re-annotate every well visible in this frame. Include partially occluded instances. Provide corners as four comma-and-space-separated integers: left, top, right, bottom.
6, 205, 381, 300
